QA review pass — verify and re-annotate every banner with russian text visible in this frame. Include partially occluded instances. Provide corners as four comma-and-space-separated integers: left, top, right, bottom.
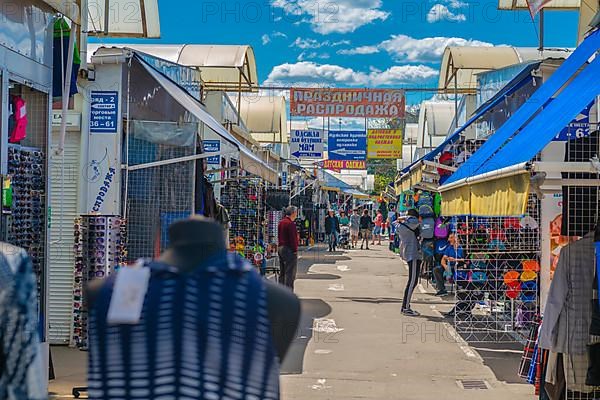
290, 88, 405, 118
321, 159, 367, 172
367, 129, 403, 159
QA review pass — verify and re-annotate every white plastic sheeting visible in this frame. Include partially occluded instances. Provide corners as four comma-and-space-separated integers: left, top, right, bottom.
135, 55, 278, 183
92, 44, 258, 91
42, 0, 80, 23
498, 0, 580, 9
439, 46, 572, 90
234, 95, 288, 143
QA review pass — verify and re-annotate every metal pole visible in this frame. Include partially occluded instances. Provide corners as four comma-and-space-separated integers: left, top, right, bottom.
454, 69, 459, 130
538, 9, 545, 52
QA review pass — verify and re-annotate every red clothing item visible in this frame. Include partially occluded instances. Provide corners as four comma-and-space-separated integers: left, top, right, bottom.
278, 216, 299, 253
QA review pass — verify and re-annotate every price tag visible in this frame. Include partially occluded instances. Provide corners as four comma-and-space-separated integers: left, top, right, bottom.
107, 262, 150, 325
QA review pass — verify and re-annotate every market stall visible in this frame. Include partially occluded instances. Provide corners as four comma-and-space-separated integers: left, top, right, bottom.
438, 29, 600, 398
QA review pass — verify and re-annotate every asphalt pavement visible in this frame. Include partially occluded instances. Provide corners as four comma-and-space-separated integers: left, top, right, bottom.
280, 243, 535, 400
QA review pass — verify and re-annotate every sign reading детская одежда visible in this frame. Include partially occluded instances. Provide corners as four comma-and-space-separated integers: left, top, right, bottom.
290, 88, 405, 118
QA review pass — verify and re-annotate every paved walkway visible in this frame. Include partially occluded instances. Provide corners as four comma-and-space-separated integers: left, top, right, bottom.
280, 244, 535, 400
48, 243, 535, 399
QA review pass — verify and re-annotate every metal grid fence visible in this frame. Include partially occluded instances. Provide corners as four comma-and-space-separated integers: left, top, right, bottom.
123, 126, 196, 261
451, 193, 541, 343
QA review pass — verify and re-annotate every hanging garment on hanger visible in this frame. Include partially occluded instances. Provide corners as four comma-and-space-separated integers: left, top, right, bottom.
0, 244, 45, 400
539, 235, 595, 355
88, 252, 281, 400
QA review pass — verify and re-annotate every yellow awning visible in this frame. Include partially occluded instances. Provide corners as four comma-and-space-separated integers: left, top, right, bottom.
394, 181, 402, 196
441, 185, 471, 216
470, 173, 530, 217
411, 168, 423, 187
321, 186, 341, 192
440, 172, 531, 217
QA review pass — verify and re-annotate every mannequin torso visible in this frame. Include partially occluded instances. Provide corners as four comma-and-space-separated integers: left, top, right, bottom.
87, 216, 301, 361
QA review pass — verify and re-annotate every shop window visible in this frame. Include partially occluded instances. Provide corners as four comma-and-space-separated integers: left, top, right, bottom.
5, 81, 49, 331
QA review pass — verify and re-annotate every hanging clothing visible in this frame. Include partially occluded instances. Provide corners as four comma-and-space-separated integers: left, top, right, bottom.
539, 235, 596, 355
52, 18, 80, 98
88, 252, 281, 400
0, 244, 45, 400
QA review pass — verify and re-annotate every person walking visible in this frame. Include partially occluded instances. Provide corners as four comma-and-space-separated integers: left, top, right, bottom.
372, 210, 384, 245
387, 205, 397, 236
395, 209, 422, 316
339, 211, 349, 226
349, 209, 361, 249
359, 209, 372, 250
278, 206, 299, 290
325, 210, 340, 252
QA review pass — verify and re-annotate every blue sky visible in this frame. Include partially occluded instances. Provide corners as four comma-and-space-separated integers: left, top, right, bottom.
101, 0, 579, 105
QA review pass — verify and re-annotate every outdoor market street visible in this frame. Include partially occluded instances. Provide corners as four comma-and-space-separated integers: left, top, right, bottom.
280, 243, 535, 400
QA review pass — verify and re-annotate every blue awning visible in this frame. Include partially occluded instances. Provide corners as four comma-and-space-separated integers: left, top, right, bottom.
400, 62, 542, 175
445, 29, 600, 185
318, 170, 354, 191
474, 54, 600, 176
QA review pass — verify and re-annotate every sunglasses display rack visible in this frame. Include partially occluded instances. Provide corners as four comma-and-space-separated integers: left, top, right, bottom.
71, 215, 127, 349
221, 179, 266, 265
450, 195, 541, 343
266, 210, 283, 245
6, 145, 46, 297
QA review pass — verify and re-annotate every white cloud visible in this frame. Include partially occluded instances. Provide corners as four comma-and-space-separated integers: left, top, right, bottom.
291, 37, 355, 49
369, 65, 439, 86
297, 51, 319, 61
271, 0, 389, 34
338, 34, 494, 62
262, 31, 288, 46
427, 4, 466, 23
290, 37, 322, 49
337, 46, 380, 55
441, 0, 468, 8
264, 61, 438, 87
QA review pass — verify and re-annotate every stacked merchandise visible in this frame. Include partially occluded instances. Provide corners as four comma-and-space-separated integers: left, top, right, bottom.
450, 195, 541, 343
267, 210, 283, 245
7, 145, 45, 296
221, 180, 266, 268
71, 215, 127, 349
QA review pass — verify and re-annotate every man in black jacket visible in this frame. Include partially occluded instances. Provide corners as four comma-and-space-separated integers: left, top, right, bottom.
325, 210, 340, 252
359, 209, 372, 250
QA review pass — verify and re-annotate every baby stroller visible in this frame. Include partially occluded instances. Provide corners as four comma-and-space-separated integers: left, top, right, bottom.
339, 226, 351, 249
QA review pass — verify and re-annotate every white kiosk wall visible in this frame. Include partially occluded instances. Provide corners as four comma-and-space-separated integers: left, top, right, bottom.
80, 63, 124, 215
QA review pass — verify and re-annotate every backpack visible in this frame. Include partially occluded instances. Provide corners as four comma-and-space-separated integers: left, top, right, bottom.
420, 217, 435, 239
434, 217, 449, 238
419, 204, 435, 218
399, 221, 420, 240
433, 193, 442, 217
8, 95, 27, 143
416, 192, 433, 209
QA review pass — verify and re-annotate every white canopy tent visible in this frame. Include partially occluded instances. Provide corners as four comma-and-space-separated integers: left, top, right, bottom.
234, 95, 289, 143
88, 44, 258, 92
42, 0, 161, 36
